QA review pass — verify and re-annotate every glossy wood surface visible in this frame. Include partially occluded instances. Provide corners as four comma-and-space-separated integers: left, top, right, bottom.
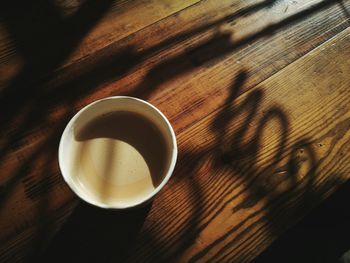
0, 0, 349, 262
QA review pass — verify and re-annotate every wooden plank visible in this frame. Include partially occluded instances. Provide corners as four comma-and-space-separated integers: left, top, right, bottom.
127, 27, 350, 262
0, 0, 349, 261
0, 0, 200, 86
44, 0, 350, 133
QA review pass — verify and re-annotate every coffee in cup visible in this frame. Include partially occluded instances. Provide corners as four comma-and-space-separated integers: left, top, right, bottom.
58, 96, 177, 209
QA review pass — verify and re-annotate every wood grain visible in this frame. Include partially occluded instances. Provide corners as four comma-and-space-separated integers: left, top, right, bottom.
111, 27, 350, 263
0, 0, 200, 85
44, 0, 350, 133
0, 0, 349, 262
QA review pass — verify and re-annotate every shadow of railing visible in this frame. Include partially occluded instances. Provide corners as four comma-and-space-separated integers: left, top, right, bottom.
0, 0, 347, 262
0, 0, 115, 201
176, 70, 346, 262
0, 0, 339, 203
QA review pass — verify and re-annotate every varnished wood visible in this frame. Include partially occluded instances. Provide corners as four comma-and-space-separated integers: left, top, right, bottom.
0, 0, 200, 85
0, 0, 349, 262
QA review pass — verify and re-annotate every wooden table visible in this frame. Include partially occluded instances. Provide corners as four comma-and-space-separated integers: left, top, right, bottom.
0, 0, 350, 262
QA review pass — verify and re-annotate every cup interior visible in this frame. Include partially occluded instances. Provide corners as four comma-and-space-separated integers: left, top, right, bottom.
59, 96, 177, 209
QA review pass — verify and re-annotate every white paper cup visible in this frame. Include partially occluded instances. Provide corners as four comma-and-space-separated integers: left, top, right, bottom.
58, 96, 177, 209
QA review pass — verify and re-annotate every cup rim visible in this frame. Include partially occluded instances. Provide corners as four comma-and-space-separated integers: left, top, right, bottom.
58, 96, 177, 209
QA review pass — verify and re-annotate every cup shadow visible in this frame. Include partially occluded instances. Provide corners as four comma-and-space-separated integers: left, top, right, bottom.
40, 202, 152, 263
